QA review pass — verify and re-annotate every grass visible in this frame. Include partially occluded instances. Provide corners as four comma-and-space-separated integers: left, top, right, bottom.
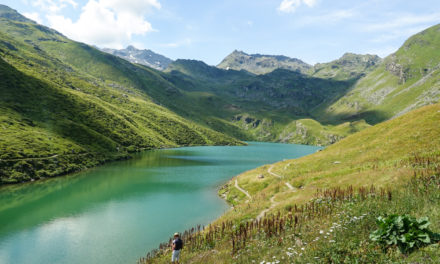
141, 103, 440, 263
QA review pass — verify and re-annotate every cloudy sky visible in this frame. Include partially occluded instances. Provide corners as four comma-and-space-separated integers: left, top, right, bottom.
2, 0, 440, 65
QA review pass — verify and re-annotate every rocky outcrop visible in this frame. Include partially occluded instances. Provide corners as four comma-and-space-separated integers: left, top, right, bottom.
385, 55, 407, 84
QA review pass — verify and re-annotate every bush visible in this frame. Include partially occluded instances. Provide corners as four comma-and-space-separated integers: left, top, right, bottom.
370, 214, 440, 253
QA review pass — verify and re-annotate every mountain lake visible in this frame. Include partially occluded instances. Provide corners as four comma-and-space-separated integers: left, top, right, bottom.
0, 142, 321, 264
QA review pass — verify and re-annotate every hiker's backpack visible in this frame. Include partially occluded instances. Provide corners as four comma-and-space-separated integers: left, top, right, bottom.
174, 238, 183, 250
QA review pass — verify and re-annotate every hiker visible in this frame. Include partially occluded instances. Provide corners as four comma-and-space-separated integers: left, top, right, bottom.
171, 232, 183, 263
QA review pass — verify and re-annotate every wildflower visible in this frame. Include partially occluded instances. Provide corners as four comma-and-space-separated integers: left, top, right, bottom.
301, 247, 305, 251
319, 230, 324, 234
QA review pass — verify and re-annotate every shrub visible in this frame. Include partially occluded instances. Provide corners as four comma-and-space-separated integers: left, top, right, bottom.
370, 214, 440, 253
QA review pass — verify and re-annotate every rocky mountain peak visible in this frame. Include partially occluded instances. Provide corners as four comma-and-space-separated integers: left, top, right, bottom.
217, 50, 312, 75
101, 46, 173, 71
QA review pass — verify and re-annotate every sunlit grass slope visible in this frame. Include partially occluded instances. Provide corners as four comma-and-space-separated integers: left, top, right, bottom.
224, 103, 440, 216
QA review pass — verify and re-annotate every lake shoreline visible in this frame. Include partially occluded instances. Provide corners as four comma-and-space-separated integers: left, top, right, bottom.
0, 141, 248, 187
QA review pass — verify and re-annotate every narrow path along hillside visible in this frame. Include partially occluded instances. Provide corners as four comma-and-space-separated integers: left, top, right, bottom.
256, 164, 298, 220
234, 179, 252, 199
268, 164, 295, 190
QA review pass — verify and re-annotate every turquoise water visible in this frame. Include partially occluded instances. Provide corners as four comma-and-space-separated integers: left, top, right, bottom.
0, 142, 320, 264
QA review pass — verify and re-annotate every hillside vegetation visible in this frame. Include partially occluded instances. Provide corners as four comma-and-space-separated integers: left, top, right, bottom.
323, 24, 440, 123
142, 103, 440, 263
0, 5, 240, 184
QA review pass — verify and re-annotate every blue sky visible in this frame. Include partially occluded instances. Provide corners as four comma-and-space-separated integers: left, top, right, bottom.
2, 0, 440, 65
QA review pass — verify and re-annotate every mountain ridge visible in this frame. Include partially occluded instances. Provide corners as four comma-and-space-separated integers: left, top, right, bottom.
310, 52, 382, 80
101, 45, 173, 71
217, 50, 312, 74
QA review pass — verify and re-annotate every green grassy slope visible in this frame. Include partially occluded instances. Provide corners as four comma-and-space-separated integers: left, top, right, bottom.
144, 103, 440, 263
0, 5, 241, 184
322, 24, 440, 123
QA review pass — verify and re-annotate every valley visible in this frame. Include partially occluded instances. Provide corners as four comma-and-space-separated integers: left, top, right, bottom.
0, 3, 439, 263
1, 4, 438, 184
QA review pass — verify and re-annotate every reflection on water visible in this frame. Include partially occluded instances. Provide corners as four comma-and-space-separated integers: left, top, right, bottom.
0, 142, 320, 264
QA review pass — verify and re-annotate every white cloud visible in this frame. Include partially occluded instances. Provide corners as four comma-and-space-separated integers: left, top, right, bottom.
23, 12, 43, 24
33, 0, 78, 14
278, 0, 317, 13
100, 0, 161, 16
46, 0, 160, 48
303, 0, 318, 7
